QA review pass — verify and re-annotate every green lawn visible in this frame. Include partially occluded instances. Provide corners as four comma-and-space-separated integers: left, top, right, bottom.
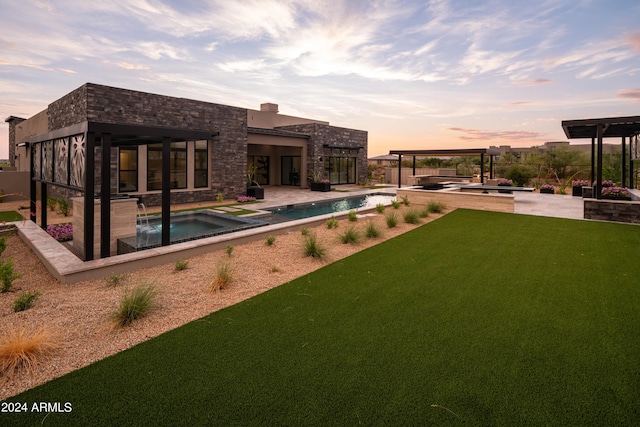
4, 210, 640, 426
0, 210, 23, 222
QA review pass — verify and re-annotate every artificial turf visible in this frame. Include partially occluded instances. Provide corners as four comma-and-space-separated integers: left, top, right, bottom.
0, 210, 23, 222
3, 209, 639, 426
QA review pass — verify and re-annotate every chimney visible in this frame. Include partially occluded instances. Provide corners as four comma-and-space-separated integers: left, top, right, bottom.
260, 103, 279, 113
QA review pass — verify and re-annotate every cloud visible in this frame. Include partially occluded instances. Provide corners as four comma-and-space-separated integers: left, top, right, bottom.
626, 31, 640, 52
511, 78, 551, 86
618, 88, 640, 103
447, 127, 544, 141
509, 101, 532, 107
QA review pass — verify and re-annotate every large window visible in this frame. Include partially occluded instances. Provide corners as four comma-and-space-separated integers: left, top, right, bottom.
147, 142, 187, 190
194, 140, 208, 188
324, 148, 358, 184
119, 147, 138, 192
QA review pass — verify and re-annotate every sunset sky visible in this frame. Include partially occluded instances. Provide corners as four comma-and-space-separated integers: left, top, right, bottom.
1, 0, 639, 158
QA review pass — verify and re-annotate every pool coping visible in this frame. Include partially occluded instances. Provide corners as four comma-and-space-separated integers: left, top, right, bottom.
13, 194, 394, 284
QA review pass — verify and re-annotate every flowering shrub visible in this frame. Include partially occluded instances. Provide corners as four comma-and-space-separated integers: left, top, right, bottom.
46, 223, 73, 242
594, 180, 615, 187
320, 179, 330, 184
601, 186, 631, 199
540, 184, 555, 190
498, 178, 513, 186
572, 179, 589, 187
236, 196, 256, 203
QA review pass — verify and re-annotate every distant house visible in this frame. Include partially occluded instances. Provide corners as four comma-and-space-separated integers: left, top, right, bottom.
368, 154, 399, 166
5, 83, 368, 206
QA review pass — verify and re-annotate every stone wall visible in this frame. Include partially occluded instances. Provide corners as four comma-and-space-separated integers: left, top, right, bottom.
584, 199, 640, 224
5, 117, 25, 167
277, 123, 368, 184
46, 83, 248, 205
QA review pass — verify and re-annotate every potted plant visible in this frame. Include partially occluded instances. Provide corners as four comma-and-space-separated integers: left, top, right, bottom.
601, 186, 632, 201
246, 164, 264, 199
572, 179, 589, 197
540, 183, 555, 194
309, 170, 331, 192
497, 178, 513, 193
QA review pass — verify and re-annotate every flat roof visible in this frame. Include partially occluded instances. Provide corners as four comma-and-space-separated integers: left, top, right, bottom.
562, 116, 640, 139
389, 148, 500, 157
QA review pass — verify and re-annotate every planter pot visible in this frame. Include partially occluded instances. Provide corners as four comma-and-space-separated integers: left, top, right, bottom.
582, 186, 594, 198
540, 188, 554, 194
497, 183, 512, 194
310, 182, 331, 192
601, 196, 632, 201
572, 186, 583, 197
246, 186, 264, 199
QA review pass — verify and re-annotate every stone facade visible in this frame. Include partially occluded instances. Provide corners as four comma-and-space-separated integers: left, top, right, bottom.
5, 116, 25, 167
46, 83, 248, 205
277, 123, 368, 184
584, 199, 640, 224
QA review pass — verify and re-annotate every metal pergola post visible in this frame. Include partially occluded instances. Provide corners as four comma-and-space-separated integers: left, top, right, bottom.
621, 136, 626, 188
590, 137, 595, 185
29, 144, 36, 224
596, 125, 603, 199
100, 133, 112, 259
162, 137, 171, 246
397, 154, 402, 188
480, 153, 485, 184
84, 132, 96, 261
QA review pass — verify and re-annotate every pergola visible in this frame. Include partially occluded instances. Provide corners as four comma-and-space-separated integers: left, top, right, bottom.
388, 148, 501, 187
562, 116, 640, 198
29, 121, 218, 261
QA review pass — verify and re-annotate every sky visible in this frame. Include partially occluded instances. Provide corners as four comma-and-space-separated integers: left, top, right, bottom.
1, 0, 639, 158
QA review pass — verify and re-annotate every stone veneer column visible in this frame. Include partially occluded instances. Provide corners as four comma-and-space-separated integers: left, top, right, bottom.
5, 116, 26, 167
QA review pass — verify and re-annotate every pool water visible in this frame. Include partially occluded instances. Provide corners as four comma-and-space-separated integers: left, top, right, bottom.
118, 210, 267, 253
267, 193, 396, 222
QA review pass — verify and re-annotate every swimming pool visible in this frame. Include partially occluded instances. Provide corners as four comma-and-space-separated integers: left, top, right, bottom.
266, 193, 396, 222
118, 210, 267, 253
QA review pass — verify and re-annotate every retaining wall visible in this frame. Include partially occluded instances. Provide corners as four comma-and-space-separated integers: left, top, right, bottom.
584, 199, 640, 224
397, 188, 514, 213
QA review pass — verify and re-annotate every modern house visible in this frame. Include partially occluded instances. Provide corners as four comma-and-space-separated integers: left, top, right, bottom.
5, 83, 368, 208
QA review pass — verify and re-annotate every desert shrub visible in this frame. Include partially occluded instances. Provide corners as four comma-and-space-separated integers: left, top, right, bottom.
427, 201, 445, 213
302, 233, 327, 259
57, 197, 71, 217
13, 290, 41, 312
0, 327, 60, 377
419, 207, 430, 218
348, 210, 358, 222
339, 226, 361, 244
385, 212, 398, 228
0, 237, 6, 256
225, 245, 234, 257
300, 227, 310, 236
391, 200, 401, 209
365, 222, 381, 238
104, 273, 128, 287
401, 195, 410, 206
211, 261, 234, 292
403, 209, 421, 224
326, 216, 339, 229
109, 284, 159, 328
174, 259, 189, 271
265, 235, 276, 246
216, 193, 224, 203
47, 197, 58, 212
504, 164, 535, 187
0, 258, 21, 293
375, 203, 385, 213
